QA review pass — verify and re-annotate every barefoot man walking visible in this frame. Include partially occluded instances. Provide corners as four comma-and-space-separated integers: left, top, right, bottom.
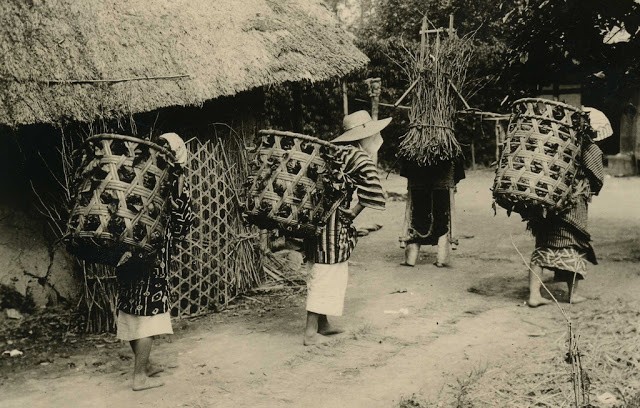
303, 111, 388, 345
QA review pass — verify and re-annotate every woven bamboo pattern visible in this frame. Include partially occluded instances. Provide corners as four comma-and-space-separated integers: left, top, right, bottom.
65, 134, 176, 266
493, 98, 588, 215
169, 138, 262, 318
244, 130, 347, 237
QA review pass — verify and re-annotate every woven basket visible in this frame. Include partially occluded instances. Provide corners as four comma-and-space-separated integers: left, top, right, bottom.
64, 134, 176, 266
243, 130, 347, 237
493, 98, 588, 215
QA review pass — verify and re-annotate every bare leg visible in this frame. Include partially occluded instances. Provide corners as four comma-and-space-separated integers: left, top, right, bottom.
527, 264, 552, 308
318, 314, 343, 336
129, 341, 164, 377
130, 338, 164, 391
303, 312, 329, 346
567, 279, 587, 304
403, 243, 420, 266
434, 234, 450, 267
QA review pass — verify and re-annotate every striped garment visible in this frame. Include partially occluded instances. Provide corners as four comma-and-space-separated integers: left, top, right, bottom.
527, 140, 604, 278
306, 146, 386, 264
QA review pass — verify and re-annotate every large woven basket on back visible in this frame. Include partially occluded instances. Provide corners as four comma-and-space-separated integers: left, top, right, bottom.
243, 130, 347, 237
493, 98, 590, 215
65, 134, 176, 266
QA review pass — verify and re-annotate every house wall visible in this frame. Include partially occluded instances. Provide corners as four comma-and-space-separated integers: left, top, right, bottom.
0, 126, 78, 308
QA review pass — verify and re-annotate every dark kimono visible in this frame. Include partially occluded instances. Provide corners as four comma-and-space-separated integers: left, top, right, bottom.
400, 157, 465, 246
116, 169, 193, 316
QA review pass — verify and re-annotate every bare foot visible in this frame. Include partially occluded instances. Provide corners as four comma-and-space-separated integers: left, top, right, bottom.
433, 261, 446, 268
146, 363, 164, 377
569, 295, 588, 304
303, 333, 330, 346
527, 296, 552, 308
318, 323, 344, 336
132, 375, 164, 391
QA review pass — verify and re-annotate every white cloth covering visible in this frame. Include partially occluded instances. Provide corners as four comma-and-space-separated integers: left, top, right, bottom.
159, 132, 188, 165
116, 311, 173, 341
305, 261, 349, 316
583, 107, 613, 141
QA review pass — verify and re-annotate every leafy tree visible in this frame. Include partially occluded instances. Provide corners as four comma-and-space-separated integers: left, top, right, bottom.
504, 0, 640, 89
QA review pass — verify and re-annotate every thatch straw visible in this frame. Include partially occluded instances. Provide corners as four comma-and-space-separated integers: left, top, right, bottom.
0, 0, 368, 127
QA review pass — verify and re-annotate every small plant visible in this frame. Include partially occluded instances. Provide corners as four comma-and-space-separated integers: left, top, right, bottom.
398, 394, 430, 408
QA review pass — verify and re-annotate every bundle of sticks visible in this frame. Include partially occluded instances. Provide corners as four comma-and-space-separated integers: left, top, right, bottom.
398, 26, 474, 165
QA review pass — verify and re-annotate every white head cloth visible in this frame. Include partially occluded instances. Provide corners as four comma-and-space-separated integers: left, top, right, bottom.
159, 133, 188, 165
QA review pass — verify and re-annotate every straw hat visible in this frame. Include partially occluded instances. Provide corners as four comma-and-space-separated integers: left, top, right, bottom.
331, 110, 392, 143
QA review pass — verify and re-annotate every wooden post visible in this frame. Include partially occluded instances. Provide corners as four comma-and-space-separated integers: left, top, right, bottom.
419, 15, 428, 66
449, 187, 456, 248
448, 14, 454, 36
494, 120, 508, 163
365, 77, 382, 165
364, 78, 382, 120
342, 80, 349, 116
471, 139, 477, 170
365, 77, 382, 120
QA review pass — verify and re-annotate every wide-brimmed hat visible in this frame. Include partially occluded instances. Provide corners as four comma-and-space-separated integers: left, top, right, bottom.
331, 110, 392, 143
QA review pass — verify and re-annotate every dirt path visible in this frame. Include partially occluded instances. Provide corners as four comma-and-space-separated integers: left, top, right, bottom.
2, 170, 639, 408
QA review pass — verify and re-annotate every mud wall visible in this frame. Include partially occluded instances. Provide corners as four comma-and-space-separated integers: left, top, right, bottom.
0, 125, 78, 308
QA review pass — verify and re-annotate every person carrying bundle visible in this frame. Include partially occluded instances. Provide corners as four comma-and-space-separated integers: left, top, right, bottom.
400, 156, 465, 267
115, 133, 193, 390
303, 111, 388, 346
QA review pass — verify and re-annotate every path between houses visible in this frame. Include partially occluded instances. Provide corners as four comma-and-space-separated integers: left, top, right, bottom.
1, 170, 639, 408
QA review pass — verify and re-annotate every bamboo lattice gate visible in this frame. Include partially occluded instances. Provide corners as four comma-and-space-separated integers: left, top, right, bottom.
169, 137, 262, 318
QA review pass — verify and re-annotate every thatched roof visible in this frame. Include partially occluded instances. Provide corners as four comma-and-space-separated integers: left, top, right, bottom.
0, 0, 368, 127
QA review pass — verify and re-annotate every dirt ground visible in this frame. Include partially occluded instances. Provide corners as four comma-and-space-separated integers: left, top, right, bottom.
1, 169, 639, 408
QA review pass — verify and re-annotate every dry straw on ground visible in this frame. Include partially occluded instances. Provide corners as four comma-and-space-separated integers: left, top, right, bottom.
463, 300, 640, 407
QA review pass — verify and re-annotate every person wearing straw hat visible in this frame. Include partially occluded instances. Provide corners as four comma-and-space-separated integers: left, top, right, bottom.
303, 110, 389, 346
525, 117, 604, 307
115, 132, 193, 390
